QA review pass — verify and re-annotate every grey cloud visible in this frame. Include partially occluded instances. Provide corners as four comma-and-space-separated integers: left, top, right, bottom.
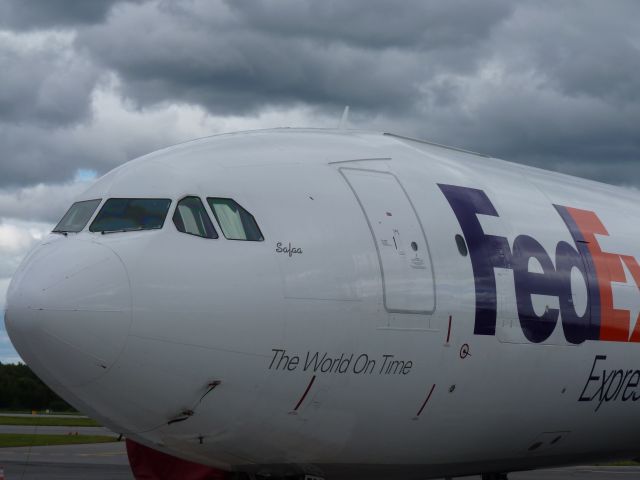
225, 0, 513, 50
0, 181, 94, 224
497, 2, 640, 105
0, 0, 147, 30
0, 34, 99, 127
76, 0, 511, 115
391, 77, 640, 186
0, 106, 179, 188
356, 1, 640, 186
0, 123, 94, 187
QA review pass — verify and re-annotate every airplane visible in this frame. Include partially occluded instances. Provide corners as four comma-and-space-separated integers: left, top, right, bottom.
5, 128, 640, 480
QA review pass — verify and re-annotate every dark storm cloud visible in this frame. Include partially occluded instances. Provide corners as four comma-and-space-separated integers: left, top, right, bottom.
0, 123, 96, 187
0, 0, 147, 30
489, 2, 640, 108
226, 0, 512, 50
0, 34, 98, 127
420, 0, 640, 182
77, 0, 512, 114
0, 109, 179, 188
0, 181, 92, 224
427, 85, 640, 183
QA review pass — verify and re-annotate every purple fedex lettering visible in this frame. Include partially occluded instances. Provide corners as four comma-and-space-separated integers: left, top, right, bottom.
512, 235, 560, 343
437, 185, 512, 336
439, 185, 592, 344
555, 240, 593, 344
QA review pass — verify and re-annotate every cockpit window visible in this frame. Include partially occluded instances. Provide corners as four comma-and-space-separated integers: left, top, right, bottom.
53, 199, 101, 233
173, 196, 218, 239
89, 198, 171, 233
207, 198, 263, 241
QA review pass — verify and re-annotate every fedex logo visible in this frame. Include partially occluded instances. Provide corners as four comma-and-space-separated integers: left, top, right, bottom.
439, 184, 640, 344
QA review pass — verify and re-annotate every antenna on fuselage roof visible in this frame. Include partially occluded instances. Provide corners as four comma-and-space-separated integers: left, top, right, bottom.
339, 105, 350, 129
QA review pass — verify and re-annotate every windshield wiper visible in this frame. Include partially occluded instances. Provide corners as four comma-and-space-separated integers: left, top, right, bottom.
101, 227, 145, 235
51, 230, 68, 236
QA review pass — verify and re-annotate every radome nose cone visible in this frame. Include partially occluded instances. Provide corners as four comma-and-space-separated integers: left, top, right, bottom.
5, 240, 132, 387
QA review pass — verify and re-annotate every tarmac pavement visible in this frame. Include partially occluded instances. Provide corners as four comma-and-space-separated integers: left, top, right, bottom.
0, 440, 637, 480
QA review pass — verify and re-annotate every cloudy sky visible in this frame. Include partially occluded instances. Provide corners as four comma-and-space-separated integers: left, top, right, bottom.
1, 0, 639, 362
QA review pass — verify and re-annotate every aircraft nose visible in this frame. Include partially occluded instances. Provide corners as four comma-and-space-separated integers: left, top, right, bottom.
4, 239, 132, 388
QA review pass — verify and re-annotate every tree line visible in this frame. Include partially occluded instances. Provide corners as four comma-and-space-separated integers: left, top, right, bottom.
0, 363, 73, 411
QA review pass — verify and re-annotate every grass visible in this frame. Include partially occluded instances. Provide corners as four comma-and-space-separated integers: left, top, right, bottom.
600, 460, 640, 466
0, 409, 81, 415
0, 416, 100, 427
0, 433, 116, 448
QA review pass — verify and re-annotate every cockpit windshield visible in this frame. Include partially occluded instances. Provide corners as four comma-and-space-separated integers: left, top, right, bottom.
89, 198, 171, 233
207, 198, 263, 241
53, 199, 101, 233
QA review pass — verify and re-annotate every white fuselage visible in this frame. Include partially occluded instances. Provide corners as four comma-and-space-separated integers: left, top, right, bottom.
6, 129, 640, 479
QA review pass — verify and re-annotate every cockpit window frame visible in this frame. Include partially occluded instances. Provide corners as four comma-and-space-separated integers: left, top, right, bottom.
207, 197, 264, 242
53, 199, 103, 234
89, 197, 172, 234
172, 195, 219, 239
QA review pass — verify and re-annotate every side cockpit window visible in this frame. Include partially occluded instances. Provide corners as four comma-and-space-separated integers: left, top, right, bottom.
53, 199, 101, 233
173, 196, 218, 239
90, 198, 171, 233
207, 198, 263, 241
